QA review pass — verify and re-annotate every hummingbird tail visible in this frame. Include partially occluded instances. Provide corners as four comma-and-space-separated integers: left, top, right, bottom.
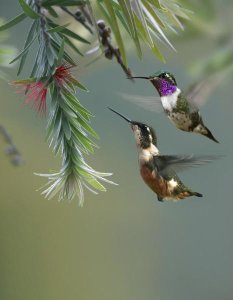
192, 192, 203, 197
203, 126, 219, 143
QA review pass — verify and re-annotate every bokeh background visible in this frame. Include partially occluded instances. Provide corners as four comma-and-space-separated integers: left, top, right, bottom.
1, 1, 233, 299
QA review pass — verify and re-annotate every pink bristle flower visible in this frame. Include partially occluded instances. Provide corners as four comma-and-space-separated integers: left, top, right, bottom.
53, 63, 76, 87
12, 80, 48, 115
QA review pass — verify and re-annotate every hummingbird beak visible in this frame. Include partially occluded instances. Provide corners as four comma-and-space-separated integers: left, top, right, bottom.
127, 76, 150, 80
108, 107, 132, 123
128, 76, 159, 82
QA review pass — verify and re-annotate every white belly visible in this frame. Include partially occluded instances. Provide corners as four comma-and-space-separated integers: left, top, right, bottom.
160, 88, 181, 111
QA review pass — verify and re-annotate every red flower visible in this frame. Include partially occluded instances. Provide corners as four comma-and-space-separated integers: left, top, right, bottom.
12, 80, 48, 115
53, 63, 76, 87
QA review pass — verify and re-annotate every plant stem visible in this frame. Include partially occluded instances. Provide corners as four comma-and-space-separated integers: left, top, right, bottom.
0, 124, 23, 166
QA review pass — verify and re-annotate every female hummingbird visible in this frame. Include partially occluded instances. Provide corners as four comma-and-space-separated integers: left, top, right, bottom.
108, 107, 219, 202
128, 71, 219, 143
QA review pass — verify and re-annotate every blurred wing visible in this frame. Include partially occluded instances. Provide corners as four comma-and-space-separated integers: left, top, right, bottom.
85, 53, 104, 67
184, 70, 228, 108
86, 44, 101, 55
119, 92, 163, 113
155, 154, 221, 175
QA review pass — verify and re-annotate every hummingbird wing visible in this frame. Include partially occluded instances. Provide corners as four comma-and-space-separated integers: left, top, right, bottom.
184, 69, 228, 108
154, 154, 221, 175
119, 92, 164, 113
86, 44, 101, 55
85, 43, 105, 67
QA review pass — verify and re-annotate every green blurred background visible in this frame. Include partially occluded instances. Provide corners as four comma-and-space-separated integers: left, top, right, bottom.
1, 1, 233, 299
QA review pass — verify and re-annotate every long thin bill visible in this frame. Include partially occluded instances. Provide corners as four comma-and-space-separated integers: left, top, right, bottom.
107, 107, 132, 123
127, 76, 150, 80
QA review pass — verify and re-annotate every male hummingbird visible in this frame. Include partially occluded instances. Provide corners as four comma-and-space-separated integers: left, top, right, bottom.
129, 71, 219, 143
108, 107, 219, 202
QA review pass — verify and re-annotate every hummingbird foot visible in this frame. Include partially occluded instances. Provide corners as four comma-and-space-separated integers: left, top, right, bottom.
157, 196, 164, 202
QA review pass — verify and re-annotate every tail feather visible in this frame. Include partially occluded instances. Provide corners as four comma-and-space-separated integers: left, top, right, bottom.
192, 191, 203, 197
203, 126, 219, 143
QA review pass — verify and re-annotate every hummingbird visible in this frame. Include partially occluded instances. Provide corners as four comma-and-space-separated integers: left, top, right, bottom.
129, 71, 219, 143
108, 107, 219, 202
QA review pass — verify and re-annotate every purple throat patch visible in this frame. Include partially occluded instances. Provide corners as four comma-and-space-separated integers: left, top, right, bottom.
158, 79, 177, 96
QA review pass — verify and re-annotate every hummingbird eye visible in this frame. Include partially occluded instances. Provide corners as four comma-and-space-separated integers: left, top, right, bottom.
159, 72, 176, 85
163, 73, 170, 80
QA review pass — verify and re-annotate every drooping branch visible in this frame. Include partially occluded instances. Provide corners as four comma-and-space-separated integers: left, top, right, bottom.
61, 4, 133, 78
33, 0, 56, 77
96, 19, 134, 79
0, 124, 23, 166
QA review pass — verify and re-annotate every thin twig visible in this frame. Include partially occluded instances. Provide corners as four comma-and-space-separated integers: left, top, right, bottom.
0, 125, 23, 166
60, 3, 133, 78
96, 20, 134, 79
33, 0, 54, 77
61, 6, 93, 34
34, 0, 50, 45
80, 5, 93, 26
